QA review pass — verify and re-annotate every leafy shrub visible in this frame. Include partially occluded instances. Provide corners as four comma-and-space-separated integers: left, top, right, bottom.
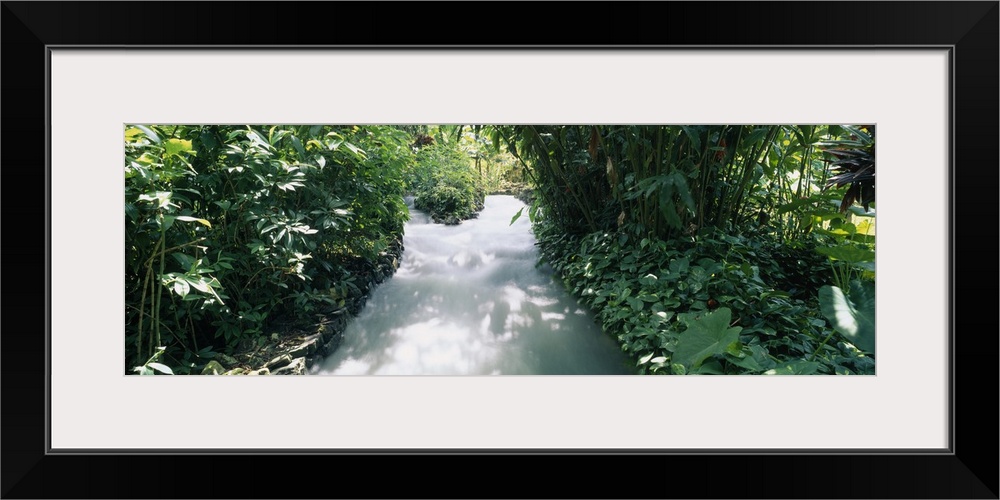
125, 125, 414, 373
533, 219, 875, 375
409, 142, 485, 223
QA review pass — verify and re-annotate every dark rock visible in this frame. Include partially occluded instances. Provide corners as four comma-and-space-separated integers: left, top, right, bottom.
272, 357, 306, 375
288, 337, 319, 358
265, 354, 293, 369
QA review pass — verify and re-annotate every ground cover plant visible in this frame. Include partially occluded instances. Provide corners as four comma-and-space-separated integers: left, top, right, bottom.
496, 124, 876, 374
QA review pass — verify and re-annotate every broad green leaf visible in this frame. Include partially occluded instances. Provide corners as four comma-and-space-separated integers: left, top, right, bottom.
776, 197, 816, 214
725, 341, 743, 357
689, 360, 724, 374
147, 362, 174, 375
164, 138, 193, 157
726, 351, 765, 372
819, 283, 875, 353
673, 307, 743, 369
174, 215, 211, 228
669, 257, 689, 275
290, 135, 305, 158
170, 253, 195, 270
744, 127, 769, 146
816, 245, 875, 264
124, 127, 145, 143
626, 297, 643, 312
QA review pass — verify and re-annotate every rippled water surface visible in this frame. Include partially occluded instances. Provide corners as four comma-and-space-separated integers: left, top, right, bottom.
313, 195, 632, 375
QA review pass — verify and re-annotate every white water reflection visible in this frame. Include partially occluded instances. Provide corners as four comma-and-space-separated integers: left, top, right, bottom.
313, 195, 632, 375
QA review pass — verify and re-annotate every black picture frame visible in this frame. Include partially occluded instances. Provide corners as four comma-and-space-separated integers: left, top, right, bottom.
3, 2, 997, 498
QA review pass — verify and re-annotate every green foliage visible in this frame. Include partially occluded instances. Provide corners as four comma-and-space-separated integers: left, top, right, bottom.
132, 347, 173, 375
672, 308, 743, 371
409, 141, 485, 223
125, 125, 414, 372
819, 281, 876, 354
533, 218, 875, 375
817, 125, 876, 213
485, 123, 876, 375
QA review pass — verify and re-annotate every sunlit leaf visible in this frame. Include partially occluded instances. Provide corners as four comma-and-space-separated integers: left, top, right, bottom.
134, 125, 161, 144
173, 279, 190, 298
175, 215, 211, 228
147, 362, 174, 375
164, 138, 193, 157
819, 283, 875, 353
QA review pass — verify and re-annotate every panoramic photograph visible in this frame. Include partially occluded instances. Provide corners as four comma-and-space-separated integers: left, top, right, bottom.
125, 125, 875, 376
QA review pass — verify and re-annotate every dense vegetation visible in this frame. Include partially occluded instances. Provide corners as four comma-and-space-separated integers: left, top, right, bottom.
494, 125, 876, 374
125, 123, 875, 375
408, 137, 485, 224
125, 125, 415, 373
406, 125, 523, 224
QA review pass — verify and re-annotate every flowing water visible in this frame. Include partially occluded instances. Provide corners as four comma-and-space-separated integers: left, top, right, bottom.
313, 195, 633, 375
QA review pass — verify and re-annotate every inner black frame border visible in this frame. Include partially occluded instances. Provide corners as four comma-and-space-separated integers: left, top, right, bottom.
3, 2, 996, 498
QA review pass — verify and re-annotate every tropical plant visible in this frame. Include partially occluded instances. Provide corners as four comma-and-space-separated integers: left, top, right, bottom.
818, 125, 876, 213
125, 125, 414, 373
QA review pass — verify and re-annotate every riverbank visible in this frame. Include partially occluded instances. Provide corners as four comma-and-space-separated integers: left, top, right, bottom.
199, 237, 405, 375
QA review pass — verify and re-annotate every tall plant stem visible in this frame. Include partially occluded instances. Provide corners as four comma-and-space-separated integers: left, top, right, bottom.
811, 330, 838, 362
155, 229, 167, 353
526, 126, 596, 231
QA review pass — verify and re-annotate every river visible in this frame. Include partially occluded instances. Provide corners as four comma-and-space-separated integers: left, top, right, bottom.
312, 195, 633, 375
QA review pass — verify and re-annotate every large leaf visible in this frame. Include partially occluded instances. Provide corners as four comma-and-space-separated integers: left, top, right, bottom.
819, 282, 875, 353
147, 363, 174, 375
673, 308, 743, 370
164, 138, 193, 157
816, 245, 875, 264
